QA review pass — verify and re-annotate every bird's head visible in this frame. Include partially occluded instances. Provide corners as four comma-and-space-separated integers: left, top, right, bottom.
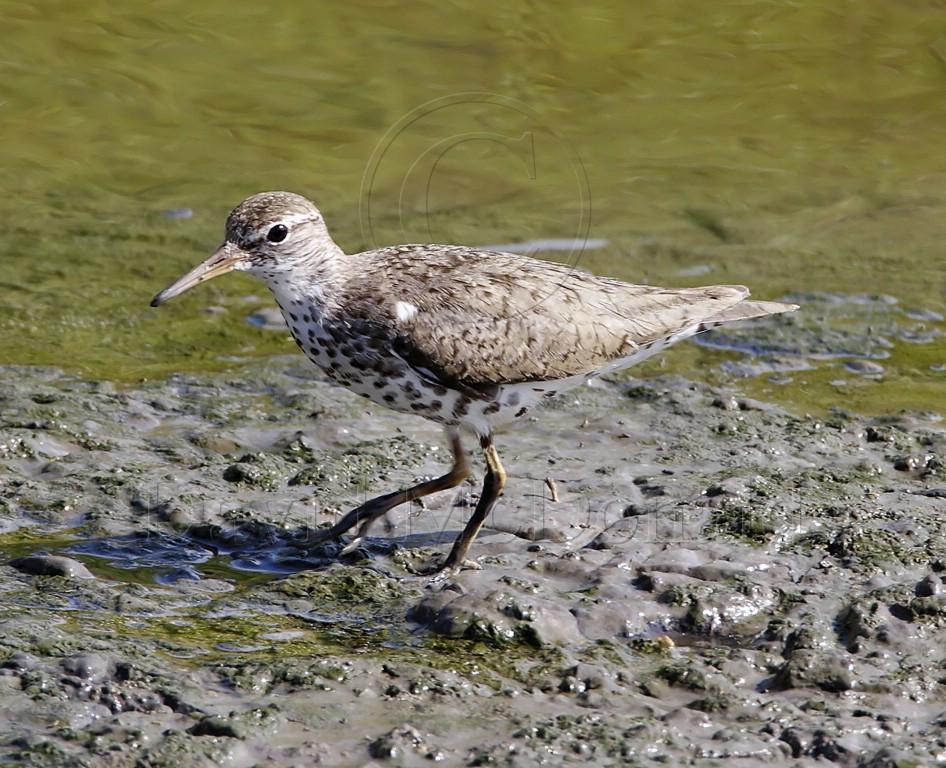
150, 191, 339, 307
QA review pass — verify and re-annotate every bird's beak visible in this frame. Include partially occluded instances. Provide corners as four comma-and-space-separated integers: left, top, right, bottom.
150, 242, 247, 307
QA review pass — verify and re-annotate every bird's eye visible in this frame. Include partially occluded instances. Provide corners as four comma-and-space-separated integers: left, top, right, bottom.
266, 224, 289, 243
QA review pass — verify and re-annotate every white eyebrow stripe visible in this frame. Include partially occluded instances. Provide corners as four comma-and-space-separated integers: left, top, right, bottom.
281, 212, 319, 226
395, 301, 419, 322
251, 212, 319, 239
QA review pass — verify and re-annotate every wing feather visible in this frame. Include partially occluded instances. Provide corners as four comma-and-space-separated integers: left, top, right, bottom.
341, 245, 793, 388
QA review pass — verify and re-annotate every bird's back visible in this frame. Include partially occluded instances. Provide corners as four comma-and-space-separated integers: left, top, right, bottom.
337, 244, 795, 388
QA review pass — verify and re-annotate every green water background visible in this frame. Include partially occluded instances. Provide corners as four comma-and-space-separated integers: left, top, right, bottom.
1, 1, 944, 414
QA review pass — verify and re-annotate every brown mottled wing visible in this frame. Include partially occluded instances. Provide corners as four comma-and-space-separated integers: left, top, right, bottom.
349, 245, 763, 387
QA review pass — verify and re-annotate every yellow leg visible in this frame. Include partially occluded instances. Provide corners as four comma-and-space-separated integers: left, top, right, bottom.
439, 434, 506, 571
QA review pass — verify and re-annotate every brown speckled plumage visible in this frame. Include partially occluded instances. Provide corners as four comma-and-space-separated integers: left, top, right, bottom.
151, 191, 798, 572
339, 246, 767, 387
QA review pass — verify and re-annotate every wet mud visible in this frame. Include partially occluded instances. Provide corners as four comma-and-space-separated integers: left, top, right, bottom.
0, 336, 944, 765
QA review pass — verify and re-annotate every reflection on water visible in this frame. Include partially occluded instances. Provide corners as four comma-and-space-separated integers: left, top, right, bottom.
482, 238, 610, 254
0, 1, 943, 413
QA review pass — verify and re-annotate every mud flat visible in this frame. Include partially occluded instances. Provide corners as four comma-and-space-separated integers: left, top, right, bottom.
0, 355, 944, 766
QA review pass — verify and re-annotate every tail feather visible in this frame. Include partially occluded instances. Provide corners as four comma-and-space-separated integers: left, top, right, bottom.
703, 299, 798, 326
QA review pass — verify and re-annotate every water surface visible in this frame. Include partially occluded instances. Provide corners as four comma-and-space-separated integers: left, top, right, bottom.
1, 1, 944, 413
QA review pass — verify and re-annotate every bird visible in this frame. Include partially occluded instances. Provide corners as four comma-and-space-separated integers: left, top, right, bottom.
151, 191, 798, 572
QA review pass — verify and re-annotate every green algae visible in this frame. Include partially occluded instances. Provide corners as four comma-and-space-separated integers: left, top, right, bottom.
708, 502, 777, 545
267, 567, 403, 607
85, 597, 562, 695
0, 529, 81, 562
827, 526, 927, 569
0, 527, 564, 691
1, 1, 945, 418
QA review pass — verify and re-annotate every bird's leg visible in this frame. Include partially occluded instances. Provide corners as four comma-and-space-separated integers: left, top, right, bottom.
437, 434, 506, 572
306, 429, 469, 552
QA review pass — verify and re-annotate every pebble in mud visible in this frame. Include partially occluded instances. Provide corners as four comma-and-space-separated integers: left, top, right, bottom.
9, 555, 95, 579
844, 360, 885, 375
711, 395, 740, 411
368, 725, 439, 761
247, 306, 288, 331
916, 575, 941, 597
222, 452, 291, 490
770, 650, 854, 693
1, 651, 38, 671
61, 652, 113, 682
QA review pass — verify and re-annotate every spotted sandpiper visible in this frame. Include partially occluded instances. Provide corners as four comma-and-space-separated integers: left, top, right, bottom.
151, 191, 797, 571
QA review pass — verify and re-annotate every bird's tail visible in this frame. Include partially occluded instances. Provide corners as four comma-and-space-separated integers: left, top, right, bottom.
703, 299, 798, 326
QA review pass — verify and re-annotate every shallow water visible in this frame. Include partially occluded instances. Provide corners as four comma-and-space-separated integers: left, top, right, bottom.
2, 4, 946, 765
1, 0, 944, 413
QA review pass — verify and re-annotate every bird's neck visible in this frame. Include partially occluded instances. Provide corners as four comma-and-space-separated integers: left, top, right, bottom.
265, 250, 347, 324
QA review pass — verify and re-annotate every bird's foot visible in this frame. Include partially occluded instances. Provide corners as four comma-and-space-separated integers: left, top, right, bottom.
338, 510, 397, 556
339, 536, 364, 556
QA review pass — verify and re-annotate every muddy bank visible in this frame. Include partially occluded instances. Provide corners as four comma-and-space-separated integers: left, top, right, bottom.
0, 359, 944, 766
